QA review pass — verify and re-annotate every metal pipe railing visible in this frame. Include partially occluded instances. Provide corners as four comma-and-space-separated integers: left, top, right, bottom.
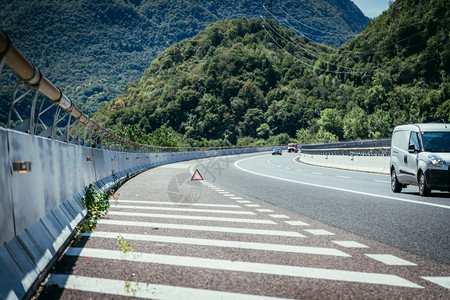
1, 31, 266, 152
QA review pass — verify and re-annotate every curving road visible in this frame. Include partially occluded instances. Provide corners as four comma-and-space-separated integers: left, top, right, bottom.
36, 152, 449, 298
195, 152, 450, 265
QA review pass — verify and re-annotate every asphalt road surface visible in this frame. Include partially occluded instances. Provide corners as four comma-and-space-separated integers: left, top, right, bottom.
35, 152, 450, 299
219, 152, 450, 265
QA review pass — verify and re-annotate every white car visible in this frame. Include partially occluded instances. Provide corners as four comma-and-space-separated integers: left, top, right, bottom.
272, 148, 282, 155
390, 123, 450, 196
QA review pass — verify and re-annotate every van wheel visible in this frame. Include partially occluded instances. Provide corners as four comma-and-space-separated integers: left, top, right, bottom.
391, 168, 402, 193
418, 172, 430, 196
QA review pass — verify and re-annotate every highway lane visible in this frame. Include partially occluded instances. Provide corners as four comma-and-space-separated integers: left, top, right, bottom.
194, 152, 450, 265
36, 154, 449, 298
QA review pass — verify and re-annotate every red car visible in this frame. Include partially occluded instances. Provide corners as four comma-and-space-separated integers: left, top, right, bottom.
287, 143, 298, 153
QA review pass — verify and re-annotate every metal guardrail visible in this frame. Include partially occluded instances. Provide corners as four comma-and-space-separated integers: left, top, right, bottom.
300, 146, 391, 156
0, 31, 267, 152
299, 139, 391, 156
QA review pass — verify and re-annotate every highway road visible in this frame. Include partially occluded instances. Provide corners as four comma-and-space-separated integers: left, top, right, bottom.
35, 152, 450, 299
205, 152, 450, 265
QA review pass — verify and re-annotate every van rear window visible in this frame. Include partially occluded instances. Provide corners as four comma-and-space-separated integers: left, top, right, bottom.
422, 132, 450, 152
392, 130, 409, 149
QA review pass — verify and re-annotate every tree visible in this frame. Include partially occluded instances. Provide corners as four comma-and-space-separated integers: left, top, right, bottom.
209, 27, 223, 47
238, 81, 266, 110
316, 129, 339, 143
239, 108, 264, 138
368, 110, 392, 139
148, 124, 183, 147
365, 85, 386, 114
436, 100, 450, 122
343, 106, 368, 140
112, 124, 149, 144
267, 133, 292, 145
317, 108, 344, 140
256, 123, 272, 139
296, 128, 315, 144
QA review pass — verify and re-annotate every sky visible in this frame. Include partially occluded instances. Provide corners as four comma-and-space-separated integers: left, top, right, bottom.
352, 0, 394, 18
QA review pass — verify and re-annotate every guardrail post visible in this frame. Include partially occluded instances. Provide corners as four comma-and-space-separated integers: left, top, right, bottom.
8, 79, 34, 128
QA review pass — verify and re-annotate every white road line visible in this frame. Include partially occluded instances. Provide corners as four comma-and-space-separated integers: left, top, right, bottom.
219, 191, 229, 194
158, 163, 194, 169
234, 157, 450, 210
285, 221, 310, 226
223, 194, 236, 197
333, 241, 369, 248
237, 200, 252, 204
295, 169, 303, 172
47, 274, 288, 300
246, 204, 261, 207
230, 197, 243, 200
83, 232, 347, 257
256, 209, 275, 213
304, 229, 335, 236
97, 219, 306, 237
108, 211, 277, 224
336, 176, 351, 179
66, 248, 423, 288
421, 277, 450, 290
373, 180, 390, 184
312, 172, 322, 175
113, 200, 241, 208
269, 214, 290, 219
365, 254, 417, 266
109, 205, 254, 215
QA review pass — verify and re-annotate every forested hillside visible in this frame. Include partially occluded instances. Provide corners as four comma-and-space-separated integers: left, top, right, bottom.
0, 0, 368, 125
94, 0, 449, 146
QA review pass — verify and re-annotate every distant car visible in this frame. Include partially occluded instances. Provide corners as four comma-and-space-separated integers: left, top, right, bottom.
272, 148, 282, 155
287, 143, 298, 153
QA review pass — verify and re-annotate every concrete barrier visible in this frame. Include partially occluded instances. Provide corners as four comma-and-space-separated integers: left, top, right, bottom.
0, 127, 270, 300
298, 153, 390, 174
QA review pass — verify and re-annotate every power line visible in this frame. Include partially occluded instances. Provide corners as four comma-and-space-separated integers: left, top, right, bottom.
260, 17, 439, 77
274, 4, 359, 38
261, 17, 362, 73
261, 23, 358, 75
265, 4, 433, 57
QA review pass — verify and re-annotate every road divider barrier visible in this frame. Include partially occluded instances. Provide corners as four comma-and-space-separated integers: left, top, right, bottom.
0, 127, 270, 300
298, 140, 391, 174
297, 152, 390, 174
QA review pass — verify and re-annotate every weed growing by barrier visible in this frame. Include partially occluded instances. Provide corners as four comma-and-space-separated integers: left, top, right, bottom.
74, 184, 110, 242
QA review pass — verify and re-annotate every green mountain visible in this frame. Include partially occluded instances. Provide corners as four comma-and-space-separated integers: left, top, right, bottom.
94, 0, 449, 146
0, 0, 368, 125
328, 0, 449, 125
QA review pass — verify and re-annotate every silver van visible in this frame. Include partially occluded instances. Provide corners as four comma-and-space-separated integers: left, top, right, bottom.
390, 123, 450, 196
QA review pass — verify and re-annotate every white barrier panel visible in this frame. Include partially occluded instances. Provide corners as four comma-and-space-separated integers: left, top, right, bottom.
298, 153, 390, 174
0, 127, 270, 300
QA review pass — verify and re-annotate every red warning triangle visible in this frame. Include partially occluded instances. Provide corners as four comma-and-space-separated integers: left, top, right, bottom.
191, 169, 203, 181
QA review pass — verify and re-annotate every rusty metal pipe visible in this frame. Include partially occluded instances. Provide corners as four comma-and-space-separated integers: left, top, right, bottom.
1, 31, 197, 151
0, 31, 9, 54
0, 31, 35, 82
